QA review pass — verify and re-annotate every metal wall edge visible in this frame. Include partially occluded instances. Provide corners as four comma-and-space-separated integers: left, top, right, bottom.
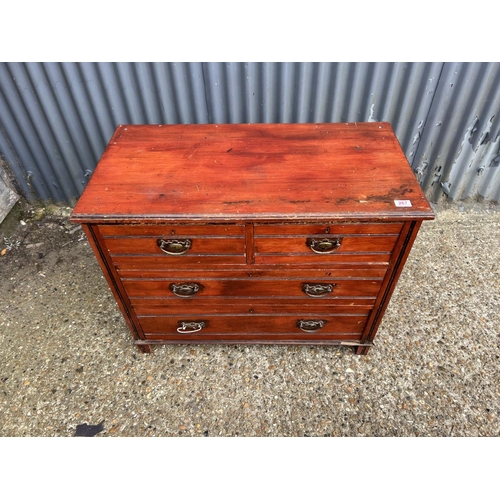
1, 62, 499, 204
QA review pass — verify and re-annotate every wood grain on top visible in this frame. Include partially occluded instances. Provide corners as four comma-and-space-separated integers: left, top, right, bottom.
71, 123, 435, 222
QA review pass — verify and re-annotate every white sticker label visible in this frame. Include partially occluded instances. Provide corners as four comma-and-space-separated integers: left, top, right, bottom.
394, 200, 412, 207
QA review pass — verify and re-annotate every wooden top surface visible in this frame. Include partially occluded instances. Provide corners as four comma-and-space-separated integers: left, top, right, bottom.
71, 123, 434, 222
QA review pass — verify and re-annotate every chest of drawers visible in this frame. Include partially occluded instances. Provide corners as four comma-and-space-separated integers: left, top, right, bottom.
70, 122, 434, 355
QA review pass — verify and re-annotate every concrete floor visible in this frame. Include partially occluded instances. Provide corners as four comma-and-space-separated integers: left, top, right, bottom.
0, 202, 499, 436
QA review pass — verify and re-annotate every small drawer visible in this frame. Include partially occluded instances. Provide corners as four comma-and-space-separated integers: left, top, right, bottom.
254, 235, 398, 264
253, 222, 401, 265
99, 224, 246, 268
255, 235, 398, 254
104, 236, 245, 255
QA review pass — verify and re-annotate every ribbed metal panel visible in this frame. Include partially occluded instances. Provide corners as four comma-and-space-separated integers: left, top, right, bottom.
202, 62, 442, 159
1, 62, 499, 204
0, 62, 208, 203
413, 62, 500, 202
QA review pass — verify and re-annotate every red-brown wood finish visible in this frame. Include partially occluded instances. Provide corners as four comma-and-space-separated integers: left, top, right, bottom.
104, 237, 245, 255
99, 224, 245, 236
121, 278, 383, 298
129, 299, 375, 316
71, 123, 434, 223
116, 267, 387, 279
139, 314, 368, 336
253, 222, 404, 235
71, 123, 434, 354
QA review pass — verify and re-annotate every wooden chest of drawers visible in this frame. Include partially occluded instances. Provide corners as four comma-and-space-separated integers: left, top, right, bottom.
71, 122, 434, 355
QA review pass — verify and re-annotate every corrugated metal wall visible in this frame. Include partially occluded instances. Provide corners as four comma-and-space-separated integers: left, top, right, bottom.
0, 62, 499, 205
413, 62, 500, 202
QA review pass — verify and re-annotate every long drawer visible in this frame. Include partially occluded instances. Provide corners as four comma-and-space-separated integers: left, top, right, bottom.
121, 277, 383, 299
139, 314, 368, 339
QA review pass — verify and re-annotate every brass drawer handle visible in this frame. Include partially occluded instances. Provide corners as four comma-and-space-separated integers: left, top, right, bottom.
157, 238, 192, 255
176, 321, 206, 333
169, 282, 204, 297
302, 283, 336, 297
296, 319, 326, 332
306, 237, 343, 254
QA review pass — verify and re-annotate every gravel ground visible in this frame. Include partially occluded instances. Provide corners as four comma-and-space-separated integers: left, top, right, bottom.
0, 202, 499, 437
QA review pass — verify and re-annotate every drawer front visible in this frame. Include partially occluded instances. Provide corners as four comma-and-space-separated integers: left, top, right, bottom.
254, 235, 398, 264
104, 237, 245, 255
254, 222, 401, 265
122, 277, 383, 298
139, 314, 368, 338
255, 235, 398, 254
99, 224, 246, 267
